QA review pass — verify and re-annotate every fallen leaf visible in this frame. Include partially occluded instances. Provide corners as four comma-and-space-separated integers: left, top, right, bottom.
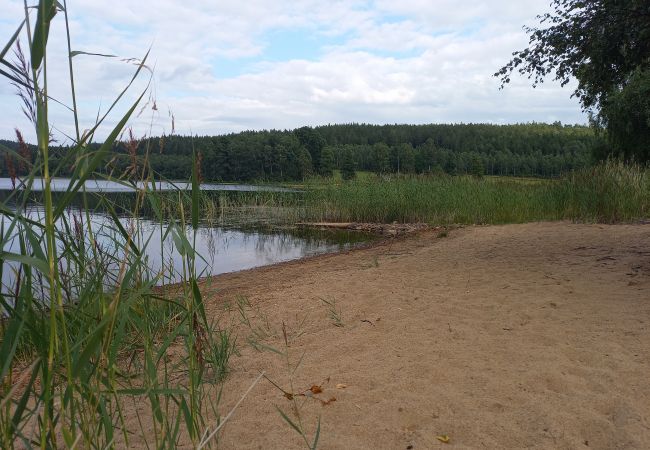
336, 383, 347, 389
436, 435, 450, 443
284, 392, 294, 400
320, 396, 336, 406
310, 385, 323, 394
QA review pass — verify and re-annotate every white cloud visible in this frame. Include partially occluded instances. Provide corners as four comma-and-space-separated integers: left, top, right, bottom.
0, 0, 585, 143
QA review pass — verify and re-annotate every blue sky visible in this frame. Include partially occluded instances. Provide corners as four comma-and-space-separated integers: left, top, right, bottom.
0, 0, 586, 143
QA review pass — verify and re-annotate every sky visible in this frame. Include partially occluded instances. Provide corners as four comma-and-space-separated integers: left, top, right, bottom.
0, 0, 587, 143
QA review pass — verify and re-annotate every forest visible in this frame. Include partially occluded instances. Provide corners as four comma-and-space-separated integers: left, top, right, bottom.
1, 122, 600, 182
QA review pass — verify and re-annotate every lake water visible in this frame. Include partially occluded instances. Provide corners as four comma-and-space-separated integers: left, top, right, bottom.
0, 177, 296, 193
0, 180, 372, 295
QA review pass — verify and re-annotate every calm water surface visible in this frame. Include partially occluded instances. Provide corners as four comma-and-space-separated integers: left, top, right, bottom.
1, 182, 372, 293
0, 177, 296, 193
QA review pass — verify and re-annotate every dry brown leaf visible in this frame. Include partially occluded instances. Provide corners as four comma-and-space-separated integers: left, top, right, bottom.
310, 385, 323, 394
321, 396, 336, 406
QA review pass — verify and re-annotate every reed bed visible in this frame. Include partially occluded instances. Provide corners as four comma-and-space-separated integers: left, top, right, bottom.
301, 162, 649, 224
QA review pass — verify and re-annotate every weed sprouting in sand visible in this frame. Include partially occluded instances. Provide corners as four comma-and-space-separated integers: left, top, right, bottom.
264, 322, 325, 450
320, 297, 344, 327
236, 295, 277, 352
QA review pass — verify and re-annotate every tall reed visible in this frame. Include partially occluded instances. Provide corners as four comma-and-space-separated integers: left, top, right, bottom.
302, 162, 649, 224
0, 2, 232, 448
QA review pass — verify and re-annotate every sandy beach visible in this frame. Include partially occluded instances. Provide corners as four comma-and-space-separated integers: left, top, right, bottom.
201, 222, 650, 449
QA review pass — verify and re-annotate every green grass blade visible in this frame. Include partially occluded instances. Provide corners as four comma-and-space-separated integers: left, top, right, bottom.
0, 66, 33, 90
275, 406, 303, 436
71, 317, 109, 378
311, 416, 321, 450
104, 205, 141, 257
31, 0, 57, 70
11, 359, 41, 432
0, 252, 49, 274
0, 307, 27, 381
54, 85, 149, 219
192, 151, 199, 230
69, 50, 117, 58
0, 19, 25, 60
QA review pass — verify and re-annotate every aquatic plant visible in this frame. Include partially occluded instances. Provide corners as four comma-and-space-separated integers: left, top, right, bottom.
0, 2, 233, 448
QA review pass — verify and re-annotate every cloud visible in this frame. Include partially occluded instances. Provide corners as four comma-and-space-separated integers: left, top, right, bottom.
0, 0, 585, 143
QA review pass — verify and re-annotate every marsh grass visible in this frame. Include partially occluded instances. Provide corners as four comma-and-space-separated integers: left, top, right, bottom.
301, 162, 649, 224
161, 190, 305, 228
175, 162, 648, 230
0, 2, 233, 448
557, 162, 650, 222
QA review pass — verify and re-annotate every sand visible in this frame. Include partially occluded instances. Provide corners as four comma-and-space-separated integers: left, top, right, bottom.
201, 222, 650, 449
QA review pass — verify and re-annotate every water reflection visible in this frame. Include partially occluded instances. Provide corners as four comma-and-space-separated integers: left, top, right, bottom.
1, 206, 373, 295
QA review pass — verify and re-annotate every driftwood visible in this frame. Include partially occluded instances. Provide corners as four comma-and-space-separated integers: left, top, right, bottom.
295, 222, 431, 236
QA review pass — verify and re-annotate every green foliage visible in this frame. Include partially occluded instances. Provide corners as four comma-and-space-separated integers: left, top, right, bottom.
0, 3, 233, 448
318, 146, 335, 177
496, 0, 650, 110
496, 0, 650, 162
394, 143, 415, 173
303, 162, 649, 224
340, 148, 356, 180
558, 161, 650, 222
600, 69, 650, 162
469, 154, 485, 178
2, 122, 599, 181
373, 142, 391, 174
295, 127, 325, 173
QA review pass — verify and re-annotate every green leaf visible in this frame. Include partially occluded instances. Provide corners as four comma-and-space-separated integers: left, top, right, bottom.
75, 48, 151, 149
191, 150, 199, 230
191, 278, 208, 324
11, 359, 41, 432
0, 306, 27, 382
105, 205, 141, 257
0, 252, 49, 274
0, 20, 25, 61
170, 224, 195, 258
179, 397, 193, 431
70, 50, 117, 58
116, 388, 184, 396
31, 0, 57, 71
24, 225, 47, 262
72, 317, 109, 378
312, 417, 321, 450
275, 406, 303, 436
0, 66, 33, 97
249, 341, 284, 355
54, 84, 149, 219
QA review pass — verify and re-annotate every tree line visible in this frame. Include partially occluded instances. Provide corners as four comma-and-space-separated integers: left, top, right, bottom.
1, 122, 600, 182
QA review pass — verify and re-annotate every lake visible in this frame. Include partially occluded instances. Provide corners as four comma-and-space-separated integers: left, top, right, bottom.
0, 177, 296, 193
0, 179, 372, 295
